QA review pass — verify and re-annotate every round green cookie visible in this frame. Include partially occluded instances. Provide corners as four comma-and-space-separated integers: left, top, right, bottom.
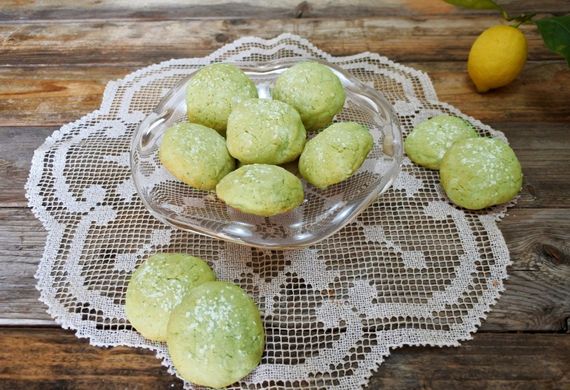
226, 98, 306, 165
405, 115, 478, 170
186, 63, 258, 134
125, 253, 216, 342
216, 164, 304, 217
272, 61, 345, 131
167, 281, 265, 388
440, 137, 523, 210
299, 122, 373, 189
159, 122, 235, 191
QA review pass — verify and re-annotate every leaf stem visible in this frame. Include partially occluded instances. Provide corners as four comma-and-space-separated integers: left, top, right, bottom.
512, 13, 537, 28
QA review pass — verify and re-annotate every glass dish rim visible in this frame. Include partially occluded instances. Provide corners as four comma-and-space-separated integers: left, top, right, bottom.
130, 57, 404, 249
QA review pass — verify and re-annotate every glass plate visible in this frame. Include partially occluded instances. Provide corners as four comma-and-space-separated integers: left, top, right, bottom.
131, 58, 403, 249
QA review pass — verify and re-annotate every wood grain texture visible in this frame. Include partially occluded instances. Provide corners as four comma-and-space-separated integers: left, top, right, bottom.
0, 329, 568, 389
414, 61, 570, 123
0, 70, 111, 127
0, 208, 51, 323
0, 17, 557, 66
369, 333, 570, 389
0, 0, 459, 21
0, 67, 122, 127
1, 62, 569, 127
1, 0, 568, 21
0, 328, 183, 389
1, 207, 568, 330
0, 127, 55, 208
0, 0, 569, 386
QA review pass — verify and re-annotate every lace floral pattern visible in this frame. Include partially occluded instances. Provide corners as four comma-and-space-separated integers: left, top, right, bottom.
27, 34, 512, 389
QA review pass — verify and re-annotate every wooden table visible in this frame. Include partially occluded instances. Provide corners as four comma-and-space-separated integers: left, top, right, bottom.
1, 1, 569, 388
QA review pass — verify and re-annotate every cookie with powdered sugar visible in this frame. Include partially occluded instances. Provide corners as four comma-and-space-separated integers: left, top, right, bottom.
440, 137, 523, 210
216, 164, 304, 217
167, 281, 264, 388
159, 122, 235, 191
186, 63, 258, 135
405, 114, 478, 170
226, 98, 306, 165
272, 61, 345, 131
299, 121, 373, 189
125, 253, 216, 341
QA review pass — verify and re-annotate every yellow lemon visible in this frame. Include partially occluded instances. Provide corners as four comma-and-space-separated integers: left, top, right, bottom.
468, 25, 527, 93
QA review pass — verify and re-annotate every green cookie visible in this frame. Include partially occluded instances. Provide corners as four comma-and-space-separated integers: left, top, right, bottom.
159, 122, 235, 191
167, 281, 265, 388
186, 63, 258, 134
272, 61, 345, 131
226, 98, 306, 165
440, 137, 523, 210
216, 164, 304, 217
125, 253, 216, 342
405, 114, 478, 170
299, 122, 373, 189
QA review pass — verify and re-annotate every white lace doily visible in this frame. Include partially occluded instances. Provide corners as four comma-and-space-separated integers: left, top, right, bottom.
26, 34, 513, 389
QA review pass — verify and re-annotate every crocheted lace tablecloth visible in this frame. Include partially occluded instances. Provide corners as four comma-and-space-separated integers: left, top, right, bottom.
26, 34, 512, 389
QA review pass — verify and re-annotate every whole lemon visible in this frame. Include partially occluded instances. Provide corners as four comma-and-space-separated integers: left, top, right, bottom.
468, 25, 527, 93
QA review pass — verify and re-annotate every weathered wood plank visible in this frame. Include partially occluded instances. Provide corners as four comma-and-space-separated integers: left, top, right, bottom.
2, 122, 568, 209
487, 207, 570, 331
1, 0, 568, 21
370, 333, 570, 389
0, 0, 456, 21
0, 17, 556, 66
0, 127, 55, 208
0, 327, 183, 389
1, 62, 569, 127
0, 329, 568, 388
0, 72, 112, 127
414, 61, 570, 123
0, 208, 51, 323
1, 207, 568, 330
0, 67, 121, 127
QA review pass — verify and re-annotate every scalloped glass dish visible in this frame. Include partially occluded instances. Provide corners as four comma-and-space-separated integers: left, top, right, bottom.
131, 58, 403, 249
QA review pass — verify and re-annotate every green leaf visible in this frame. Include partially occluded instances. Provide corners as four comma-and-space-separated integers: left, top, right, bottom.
444, 0, 501, 10
536, 15, 570, 66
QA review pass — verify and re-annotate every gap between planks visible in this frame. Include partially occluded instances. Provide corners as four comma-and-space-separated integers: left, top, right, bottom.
0, 59, 565, 69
